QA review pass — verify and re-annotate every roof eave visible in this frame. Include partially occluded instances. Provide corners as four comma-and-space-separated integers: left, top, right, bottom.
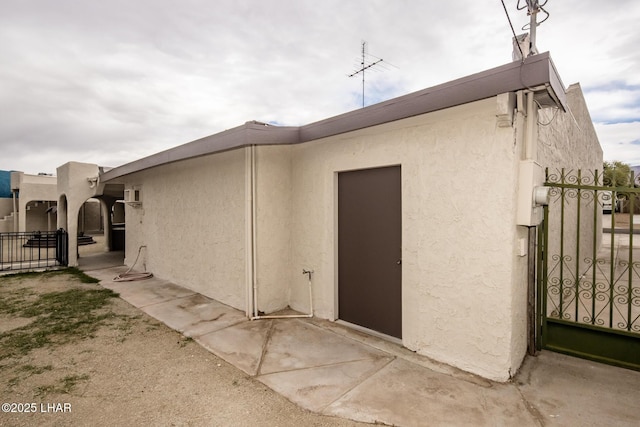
100, 121, 299, 182
101, 52, 566, 183
300, 52, 566, 142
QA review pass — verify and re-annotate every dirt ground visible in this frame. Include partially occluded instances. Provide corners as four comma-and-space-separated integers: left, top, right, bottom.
0, 270, 367, 427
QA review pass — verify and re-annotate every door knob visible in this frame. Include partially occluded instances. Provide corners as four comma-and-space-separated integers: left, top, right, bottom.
396, 259, 402, 265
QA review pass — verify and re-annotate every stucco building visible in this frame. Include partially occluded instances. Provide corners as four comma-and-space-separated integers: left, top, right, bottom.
57, 52, 601, 381
0, 171, 59, 233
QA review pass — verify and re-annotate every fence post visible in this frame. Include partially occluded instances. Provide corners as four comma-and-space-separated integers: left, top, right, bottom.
56, 229, 69, 266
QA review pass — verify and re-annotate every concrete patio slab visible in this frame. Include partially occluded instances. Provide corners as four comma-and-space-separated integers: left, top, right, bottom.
81, 265, 128, 283
517, 351, 640, 426
77, 251, 125, 271
101, 276, 196, 308
140, 293, 247, 337
259, 320, 390, 375
76, 253, 640, 427
196, 319, 274, 376
258, 357, 393, 413
324, 357, 535, 427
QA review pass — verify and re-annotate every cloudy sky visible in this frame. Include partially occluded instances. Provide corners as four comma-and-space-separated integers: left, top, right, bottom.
1, 0, 639, 174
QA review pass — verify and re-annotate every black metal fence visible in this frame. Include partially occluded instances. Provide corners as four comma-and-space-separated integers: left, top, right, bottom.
0, 229, 68, 272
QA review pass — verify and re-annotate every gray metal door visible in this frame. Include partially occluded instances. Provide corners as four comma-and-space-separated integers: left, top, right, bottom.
338, 166, 402, 338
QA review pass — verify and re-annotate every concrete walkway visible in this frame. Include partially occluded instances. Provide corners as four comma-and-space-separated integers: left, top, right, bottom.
79, 256, 640, 426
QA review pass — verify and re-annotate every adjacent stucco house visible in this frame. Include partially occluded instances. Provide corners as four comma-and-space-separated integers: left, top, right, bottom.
0, 170, 106, 235
0, 171, 58, 233
55, 162, 125, 262
61, 52, 602, 381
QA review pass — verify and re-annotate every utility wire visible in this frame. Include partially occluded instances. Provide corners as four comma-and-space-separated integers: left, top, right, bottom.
500, 0, 524, 62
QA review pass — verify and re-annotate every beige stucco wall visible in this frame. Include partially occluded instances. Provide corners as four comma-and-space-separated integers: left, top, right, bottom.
24, 201, 56, 232
119, 97, 529, 381
56, 162, 103, 266
117, 89, 600, 381
10, 172, 58, 233
123, 150, 247, 310
79, 199, 102, 234
0, 198, 12, 218
536, 84, 604, 323
537, 84, 603, 260
538, 84, 602, 171
284, 97, 526, 381
254, 145, 294, 313
0, 198, 15, 232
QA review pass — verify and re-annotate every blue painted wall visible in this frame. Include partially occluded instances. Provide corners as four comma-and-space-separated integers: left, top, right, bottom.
0, 170, 12, 198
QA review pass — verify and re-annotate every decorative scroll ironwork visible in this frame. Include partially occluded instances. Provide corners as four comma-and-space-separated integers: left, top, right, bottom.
541, 167, 640, 334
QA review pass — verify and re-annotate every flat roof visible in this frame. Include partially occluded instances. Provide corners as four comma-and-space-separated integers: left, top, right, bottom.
101, 52, 565, 183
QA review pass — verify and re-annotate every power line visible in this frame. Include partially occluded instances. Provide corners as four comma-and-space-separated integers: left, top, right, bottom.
500, 0, 524, 61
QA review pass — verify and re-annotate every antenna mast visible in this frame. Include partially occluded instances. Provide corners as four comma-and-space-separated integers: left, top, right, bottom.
518, 0, 550, 56
348, 41, 384, 108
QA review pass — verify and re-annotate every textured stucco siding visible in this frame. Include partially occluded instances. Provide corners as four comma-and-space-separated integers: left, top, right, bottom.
0, 199, 15, 232
11, 172, 58, 233
124, 150, 247, 310
24, 201, 56, 232
288, 97, 523, 381
112, 88, 599, 382
538, 84, 602, 171
0, 198, 12, 216
254, 145, 294, 313
56, 162, 102, 266
535, 83, 604, 328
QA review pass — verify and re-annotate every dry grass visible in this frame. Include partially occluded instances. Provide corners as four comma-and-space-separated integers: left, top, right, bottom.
0, 269, 365, 426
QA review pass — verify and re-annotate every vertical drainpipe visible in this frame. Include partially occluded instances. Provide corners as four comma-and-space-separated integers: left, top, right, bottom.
251, 144, 259, 318
525, 90, 538, 356
245, 146, 254, 318
245, 145, 258, 319
525, 91, 537, 161
12, 190, 18, 232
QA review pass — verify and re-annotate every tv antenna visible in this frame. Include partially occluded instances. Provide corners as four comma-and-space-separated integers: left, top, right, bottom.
517, 0, 550, 55
348, 41, 385, 108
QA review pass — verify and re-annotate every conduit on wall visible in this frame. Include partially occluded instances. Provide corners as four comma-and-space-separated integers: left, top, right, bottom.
246, 145, 314, 320
518, 89, 541, 356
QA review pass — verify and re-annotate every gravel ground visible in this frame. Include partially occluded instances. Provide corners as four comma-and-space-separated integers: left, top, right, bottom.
0, 270, 369, 427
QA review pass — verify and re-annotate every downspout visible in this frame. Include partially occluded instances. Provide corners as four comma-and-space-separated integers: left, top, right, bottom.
247, 144, 313, 320
251, 144, 259, 318
523, 90, 539, 356
245, 145, 255, 318
12, 190, 17, 232
524, 91, 537, 161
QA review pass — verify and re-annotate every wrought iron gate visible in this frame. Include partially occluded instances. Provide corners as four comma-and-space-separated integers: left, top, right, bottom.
537, 168, 640, 370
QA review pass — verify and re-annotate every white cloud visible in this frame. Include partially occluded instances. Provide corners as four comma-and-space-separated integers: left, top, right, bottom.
1, 0, 640, 173
595, 121, 640, 166
583, 85, 640, 123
